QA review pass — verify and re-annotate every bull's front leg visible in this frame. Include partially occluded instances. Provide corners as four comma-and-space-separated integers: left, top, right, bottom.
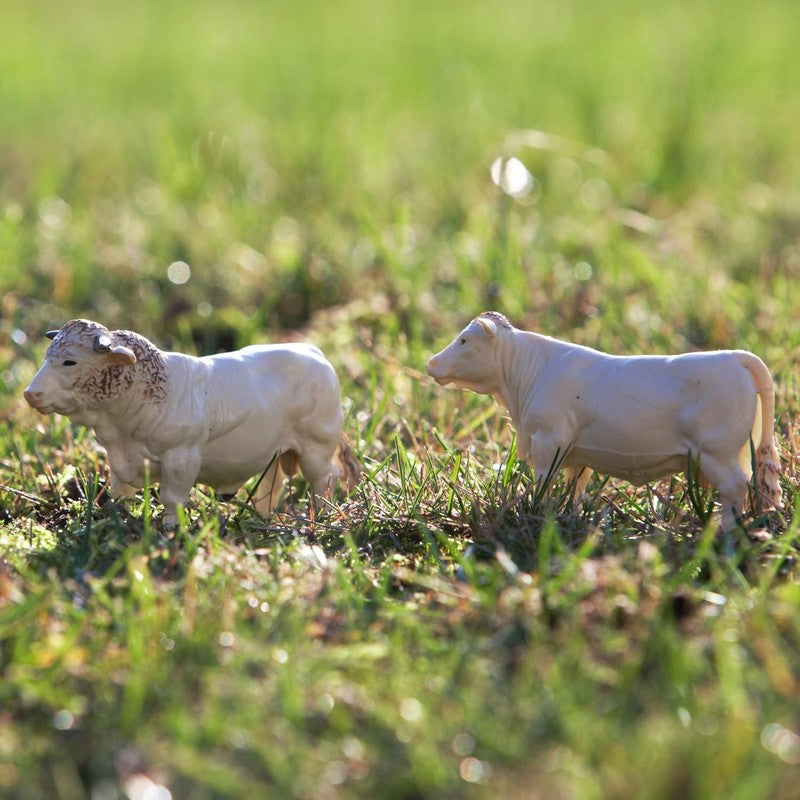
159, 447, 202, 528
103, 439, 147, 499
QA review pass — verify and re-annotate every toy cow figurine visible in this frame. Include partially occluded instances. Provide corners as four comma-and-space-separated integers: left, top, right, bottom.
427, 311, 782, 530
24, 319, 360, 526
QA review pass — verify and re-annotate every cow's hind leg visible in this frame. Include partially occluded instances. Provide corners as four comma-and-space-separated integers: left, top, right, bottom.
298, 444, 341, 508
698, 453, 750, 531
564, 466, 592, 502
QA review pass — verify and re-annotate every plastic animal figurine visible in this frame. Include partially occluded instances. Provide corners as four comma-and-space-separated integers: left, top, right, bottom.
427, 311, 782, 529
24, 319, 360, 526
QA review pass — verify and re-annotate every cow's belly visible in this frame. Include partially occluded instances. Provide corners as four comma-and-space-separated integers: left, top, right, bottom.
567, 445, 688, 485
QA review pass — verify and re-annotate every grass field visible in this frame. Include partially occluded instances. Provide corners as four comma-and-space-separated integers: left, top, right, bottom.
2, 1, 800, 797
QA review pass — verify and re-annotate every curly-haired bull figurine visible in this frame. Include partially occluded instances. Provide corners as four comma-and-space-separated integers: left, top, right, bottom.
25, 319, 360, 526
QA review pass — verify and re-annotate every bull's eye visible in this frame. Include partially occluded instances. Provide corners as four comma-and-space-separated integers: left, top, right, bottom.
62, 360, 77, 367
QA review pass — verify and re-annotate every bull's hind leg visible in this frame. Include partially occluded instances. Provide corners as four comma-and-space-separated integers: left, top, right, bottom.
698, 453, 750, 531
251, 457, 287, 516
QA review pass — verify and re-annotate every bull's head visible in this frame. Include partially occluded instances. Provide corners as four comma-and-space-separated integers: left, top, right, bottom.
24, 321, 137, 415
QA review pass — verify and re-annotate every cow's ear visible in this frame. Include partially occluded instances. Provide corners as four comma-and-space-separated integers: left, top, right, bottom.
104, 345, 137, 367
476, 317, 497, 338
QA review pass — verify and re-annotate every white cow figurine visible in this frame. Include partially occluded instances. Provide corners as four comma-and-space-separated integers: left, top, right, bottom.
427, 311, 782, 530
24, 319, 360, 526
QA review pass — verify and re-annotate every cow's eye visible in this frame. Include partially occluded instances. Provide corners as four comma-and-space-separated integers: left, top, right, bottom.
459, 337, 467, 345
62, 360, 77, 367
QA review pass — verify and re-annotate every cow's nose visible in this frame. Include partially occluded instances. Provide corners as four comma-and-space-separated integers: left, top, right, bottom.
426, 356, 438, 373
24, 389, 43, 407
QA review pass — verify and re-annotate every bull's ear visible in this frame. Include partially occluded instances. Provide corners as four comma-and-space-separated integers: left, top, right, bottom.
105, 345, 137, 367
46, 330, 60, 340
476, 317, 497, 338
94, 333, 136, 365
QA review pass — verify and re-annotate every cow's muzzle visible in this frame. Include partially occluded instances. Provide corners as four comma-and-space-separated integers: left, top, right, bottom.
426, 356, 449, 385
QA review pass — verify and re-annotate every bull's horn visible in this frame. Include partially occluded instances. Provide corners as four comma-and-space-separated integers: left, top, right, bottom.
45, 330, 60, 340
94, 334, 113, 352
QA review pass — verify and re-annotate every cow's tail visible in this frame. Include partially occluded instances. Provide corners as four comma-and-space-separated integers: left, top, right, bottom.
738, 351, 782, 510
335, 434, 363, 492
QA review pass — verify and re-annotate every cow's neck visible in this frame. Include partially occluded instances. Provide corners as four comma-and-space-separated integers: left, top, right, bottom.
494, 330, 549, 426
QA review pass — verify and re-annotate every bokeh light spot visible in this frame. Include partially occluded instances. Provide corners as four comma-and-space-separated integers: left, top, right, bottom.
167, 261, 191, 285
491, 157, 535, 198
574, 261, 593, 281
399, 697, 423, 722
459, 756, 491, 783
762, 723, 800, 764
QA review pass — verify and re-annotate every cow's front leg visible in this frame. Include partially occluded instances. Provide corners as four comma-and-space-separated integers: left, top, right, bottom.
530, 432, 571, 492
159, 448, 202, 528
515, 429, 531, 463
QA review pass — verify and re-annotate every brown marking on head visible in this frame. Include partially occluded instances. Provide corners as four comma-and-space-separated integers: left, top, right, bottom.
45, 319, 111, 358
111, 329, 168, 403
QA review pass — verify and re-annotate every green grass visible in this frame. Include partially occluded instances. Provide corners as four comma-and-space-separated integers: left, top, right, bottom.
2, 0, 800, 797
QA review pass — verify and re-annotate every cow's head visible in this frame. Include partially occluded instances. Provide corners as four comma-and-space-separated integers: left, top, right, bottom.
426, 312, 509, 394
24, 319, 137, 415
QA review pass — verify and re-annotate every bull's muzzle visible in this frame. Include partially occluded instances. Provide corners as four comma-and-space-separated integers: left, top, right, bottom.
23, 389, 44, 410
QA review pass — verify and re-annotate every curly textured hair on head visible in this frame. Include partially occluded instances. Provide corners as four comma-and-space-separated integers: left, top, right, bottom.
110, 329, 169, 403
46, 320, 169, 405
46, 319, 110, 357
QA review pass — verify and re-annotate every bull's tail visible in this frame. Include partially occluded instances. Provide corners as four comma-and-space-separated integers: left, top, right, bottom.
738, 351, 782, 510
335, 435, 363, 492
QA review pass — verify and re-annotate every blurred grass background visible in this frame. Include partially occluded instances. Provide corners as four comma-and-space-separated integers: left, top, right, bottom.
3, 1, 800, 798
3, 0, 800, 362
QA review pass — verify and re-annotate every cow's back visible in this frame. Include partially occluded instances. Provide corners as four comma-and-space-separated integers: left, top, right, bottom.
572, 351, 754, 453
